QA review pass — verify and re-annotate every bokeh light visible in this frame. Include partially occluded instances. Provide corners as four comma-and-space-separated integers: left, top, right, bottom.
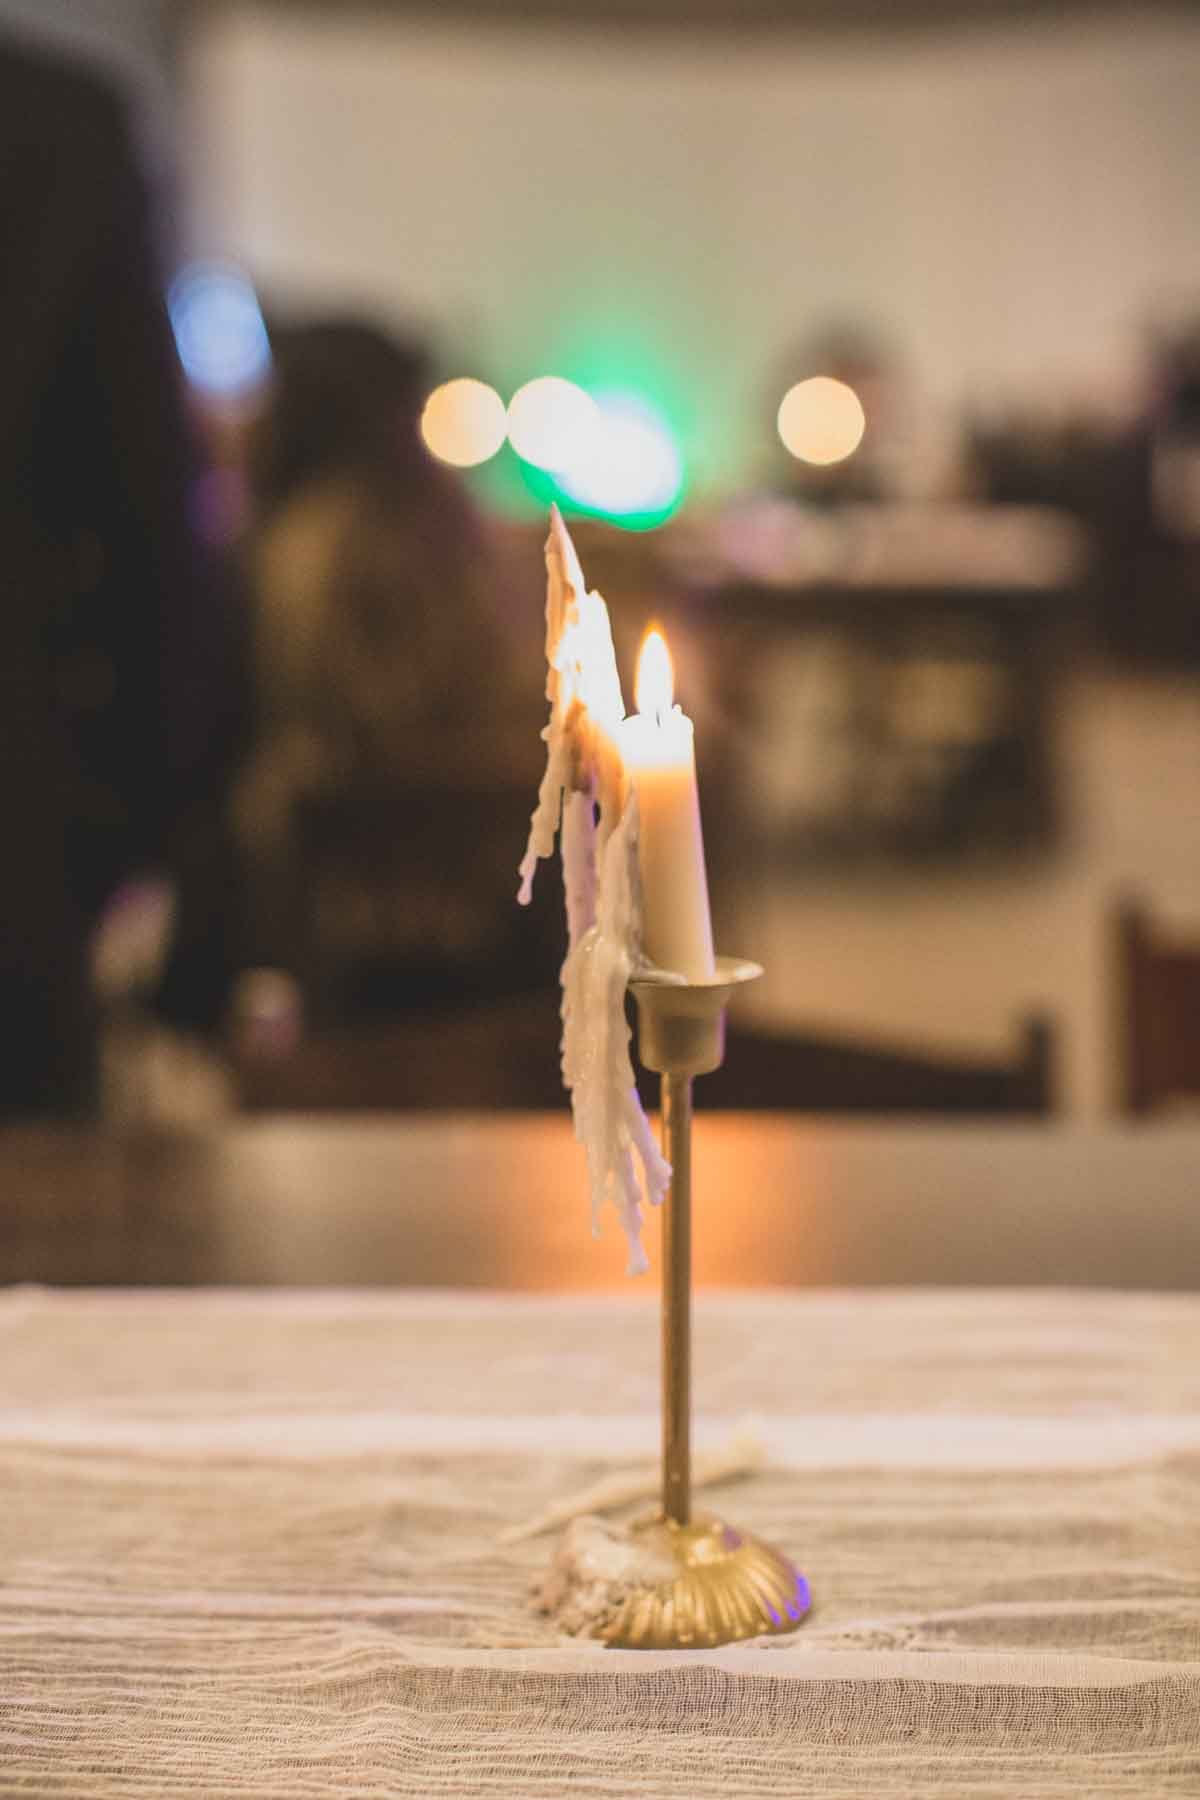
777, 376, 866, 466
557, 393, 684, 519
167, 262, 271, 400
507, 377, 598, 472
420, 378, 507, 467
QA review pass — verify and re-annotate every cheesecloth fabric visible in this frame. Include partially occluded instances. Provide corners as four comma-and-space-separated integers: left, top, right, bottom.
2, 1286, 1198, 1796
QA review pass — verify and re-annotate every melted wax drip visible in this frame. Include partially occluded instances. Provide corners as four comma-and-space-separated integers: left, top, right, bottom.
518, 510, 670, 1274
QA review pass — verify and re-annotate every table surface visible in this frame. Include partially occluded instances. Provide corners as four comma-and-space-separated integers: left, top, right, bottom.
3, 1111, 1200, 1289
2, 1284, 1198, 1797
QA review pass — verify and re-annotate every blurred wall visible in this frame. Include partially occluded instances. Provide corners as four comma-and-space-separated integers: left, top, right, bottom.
732, 667, 1200, 1117
184, 6, 1200, 494
178, 3, 1200, 1117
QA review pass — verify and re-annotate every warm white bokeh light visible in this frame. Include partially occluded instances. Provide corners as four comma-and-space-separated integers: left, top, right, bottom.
507, 377, 598, 471
635, 627, 674, 718
777, 376, 866, 466
557, 394, 683, 516
420, 378, 507, 467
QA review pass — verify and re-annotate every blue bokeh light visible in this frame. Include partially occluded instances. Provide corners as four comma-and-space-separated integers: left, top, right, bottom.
168, 262, 271, 399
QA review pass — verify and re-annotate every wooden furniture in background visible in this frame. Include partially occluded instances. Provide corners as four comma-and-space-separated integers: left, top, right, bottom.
234, 993, 1055, 1116
710, 1013, 1053, 1114
1116, 899, 1200, 1113
4, 1111, 1193, 1293
233, 992, 564, 1112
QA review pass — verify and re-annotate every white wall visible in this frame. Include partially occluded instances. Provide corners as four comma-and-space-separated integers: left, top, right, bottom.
185, 7, 1200, 492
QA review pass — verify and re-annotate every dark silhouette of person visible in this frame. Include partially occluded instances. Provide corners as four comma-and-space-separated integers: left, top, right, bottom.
0, 34, 244, 1112
237, 318, 555, 1023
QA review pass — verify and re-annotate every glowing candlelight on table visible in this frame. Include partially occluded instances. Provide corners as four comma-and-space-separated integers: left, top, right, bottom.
620, 628, 716, 983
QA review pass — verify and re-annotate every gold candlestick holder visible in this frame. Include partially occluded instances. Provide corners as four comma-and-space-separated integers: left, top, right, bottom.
591, 956, 811, 1650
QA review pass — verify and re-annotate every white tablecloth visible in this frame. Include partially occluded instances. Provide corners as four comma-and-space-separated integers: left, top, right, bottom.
2, 1286, 1198, 1796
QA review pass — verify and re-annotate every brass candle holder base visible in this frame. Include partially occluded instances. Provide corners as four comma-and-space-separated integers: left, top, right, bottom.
596, 1513, 811, 1650
537, 955, 810, 1651
601, 954, 810, 1651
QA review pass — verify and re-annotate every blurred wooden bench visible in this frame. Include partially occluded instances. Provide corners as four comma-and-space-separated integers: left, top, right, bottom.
234, 991, 1054, 1115
709, 1012, 1053, 1114
1116, 899, 1200, 1113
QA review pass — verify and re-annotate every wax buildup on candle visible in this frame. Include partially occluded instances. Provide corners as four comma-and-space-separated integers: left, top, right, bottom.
518, 508, 669, 1275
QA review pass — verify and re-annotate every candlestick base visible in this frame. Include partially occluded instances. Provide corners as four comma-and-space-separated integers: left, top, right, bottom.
595, 1513, 811, 1650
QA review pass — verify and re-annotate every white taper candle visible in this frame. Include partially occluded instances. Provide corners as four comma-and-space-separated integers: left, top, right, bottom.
620, 628, 715, 982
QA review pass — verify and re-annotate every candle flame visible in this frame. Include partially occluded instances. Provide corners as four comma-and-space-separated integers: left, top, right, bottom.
635, 627, 674, 719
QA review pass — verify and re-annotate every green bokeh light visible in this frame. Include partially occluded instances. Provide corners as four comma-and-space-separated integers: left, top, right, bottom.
465, 331, 691, 529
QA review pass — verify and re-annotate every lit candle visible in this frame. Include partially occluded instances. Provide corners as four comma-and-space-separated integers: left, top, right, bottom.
620, 629, 716, 982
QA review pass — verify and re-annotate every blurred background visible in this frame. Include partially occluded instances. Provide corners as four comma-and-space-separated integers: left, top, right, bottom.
3, 0, 1199, 1134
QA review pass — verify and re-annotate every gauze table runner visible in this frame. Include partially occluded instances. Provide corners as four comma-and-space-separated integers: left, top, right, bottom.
1, 1286, 1197, 1796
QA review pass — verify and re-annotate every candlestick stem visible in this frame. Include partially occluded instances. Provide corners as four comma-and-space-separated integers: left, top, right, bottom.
661, 1072, 692, 1528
